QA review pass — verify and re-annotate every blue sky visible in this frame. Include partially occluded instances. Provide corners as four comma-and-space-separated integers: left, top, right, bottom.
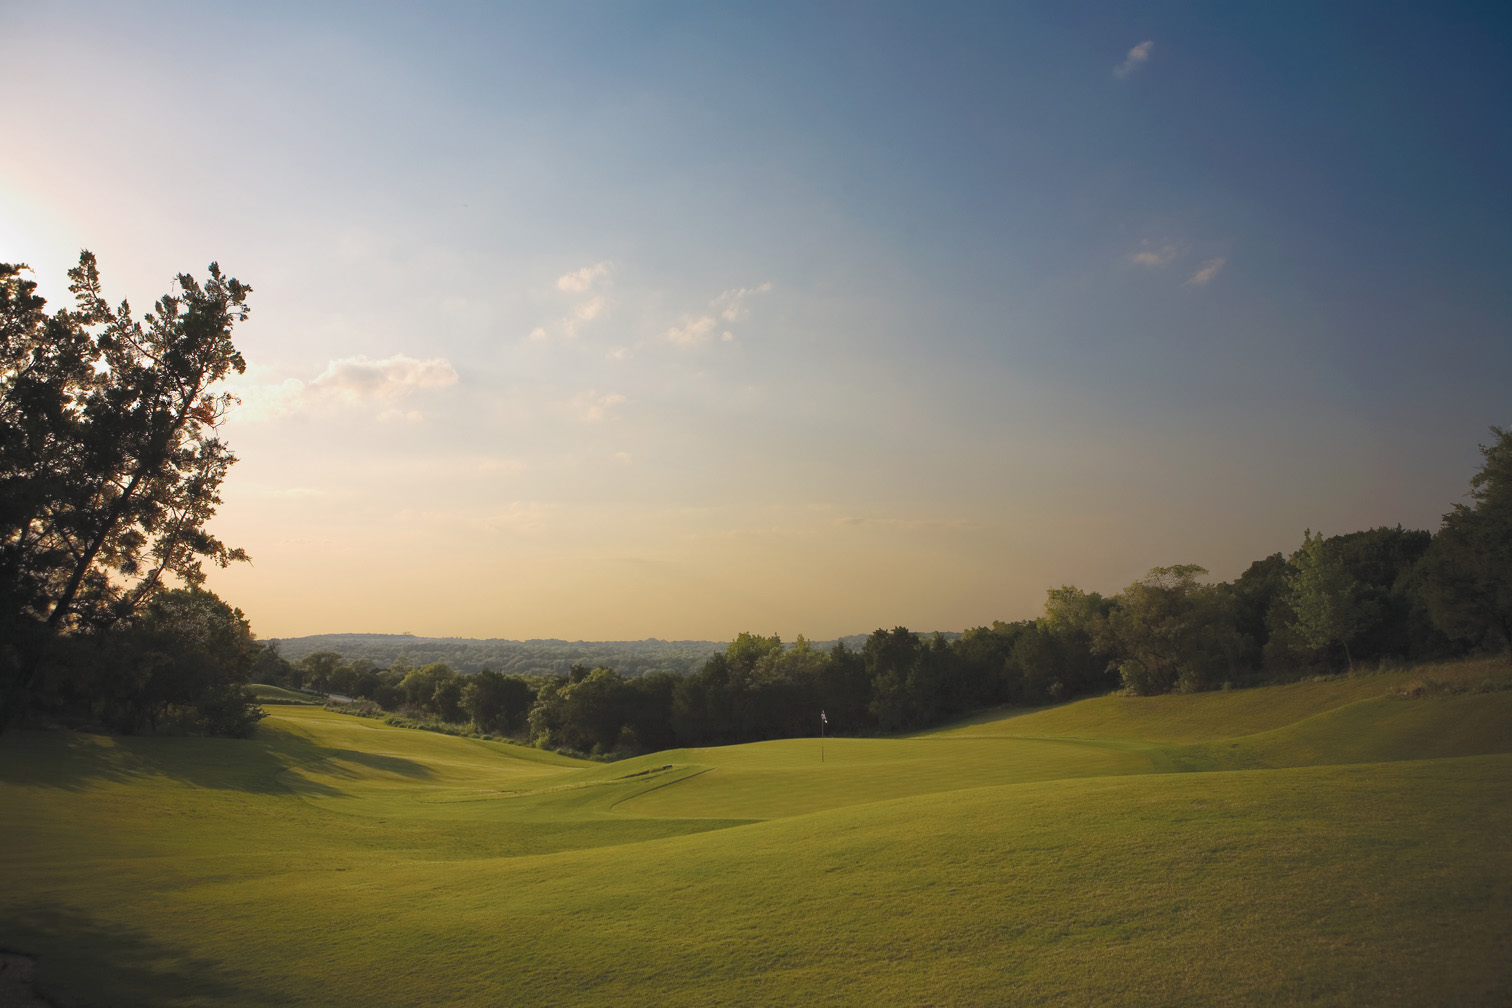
3, 1, 1508, 639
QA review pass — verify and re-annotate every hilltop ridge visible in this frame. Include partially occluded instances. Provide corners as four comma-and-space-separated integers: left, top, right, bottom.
267, 632, 953, 676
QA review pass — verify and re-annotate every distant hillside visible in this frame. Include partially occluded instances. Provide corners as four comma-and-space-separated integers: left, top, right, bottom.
267, 631, 960, 678
267, 634, 725, 678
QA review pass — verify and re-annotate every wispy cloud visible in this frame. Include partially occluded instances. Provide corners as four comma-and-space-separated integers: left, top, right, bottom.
311, 355, 459, 402
665, 315, 719, 347
232, 355, 459, 421
1114, 40, 1154, 79
1186, 257, 1227, 286
714, 282, 773, 322
531, 263, 613, 342
556, 262, 610, 292
1129, 242, 1180, 268
663, 282, 772, 348
569, 390, 628, 422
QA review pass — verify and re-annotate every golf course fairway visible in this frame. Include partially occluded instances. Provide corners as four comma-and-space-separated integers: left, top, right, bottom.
3, 660, 1509, 1007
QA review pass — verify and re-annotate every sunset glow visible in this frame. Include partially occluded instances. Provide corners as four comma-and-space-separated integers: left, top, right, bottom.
4, 3, 1507, 641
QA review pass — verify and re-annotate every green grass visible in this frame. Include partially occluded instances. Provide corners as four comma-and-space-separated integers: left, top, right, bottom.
3, 658, 1510, 1007
247, 682, 321, 703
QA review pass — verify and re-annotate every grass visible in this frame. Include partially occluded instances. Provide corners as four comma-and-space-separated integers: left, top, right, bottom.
2, 657, 1509, 1007
246, 682, 321, 704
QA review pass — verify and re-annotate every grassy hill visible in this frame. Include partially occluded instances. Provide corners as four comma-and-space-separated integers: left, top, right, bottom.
2, 659, 1509, 1007
247, 682, 323, 704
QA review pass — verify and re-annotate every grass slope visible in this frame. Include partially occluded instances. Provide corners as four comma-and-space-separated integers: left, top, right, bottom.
2, 660, 1509, 1007
247, 683, 321, 703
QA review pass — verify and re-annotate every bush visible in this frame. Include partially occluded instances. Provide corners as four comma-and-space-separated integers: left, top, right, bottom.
194, 685, 266, 737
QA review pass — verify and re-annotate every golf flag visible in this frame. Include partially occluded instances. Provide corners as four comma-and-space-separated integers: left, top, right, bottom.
821, 711, 827, 724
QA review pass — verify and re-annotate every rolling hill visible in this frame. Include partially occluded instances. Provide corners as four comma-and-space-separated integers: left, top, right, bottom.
1, 658, 1508, 1007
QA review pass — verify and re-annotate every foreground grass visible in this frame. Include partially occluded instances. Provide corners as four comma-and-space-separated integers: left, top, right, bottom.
2, 660, 1509, 1007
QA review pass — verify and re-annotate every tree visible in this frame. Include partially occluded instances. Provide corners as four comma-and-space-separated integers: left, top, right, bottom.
297, 651, 348, 693
1285, 530, 1371, 670
106, 589, 263, 736
1327, 526, 1444, 662
2, 253, 251, 724
864, 627, 926, 731
462, 669, 536, 736
1096, 565, 1242, 695
249, 641, 296, 688
530, 667, 641, 754
951, 622, 1025, 707
815, 640, 872, 733
1230, 553, 1291, 665
670, 634, 785, 745
399, 662, 459, 716
1419, 427, 1512, 651
1031, 587, 1116, 699
747, 636, 828, 738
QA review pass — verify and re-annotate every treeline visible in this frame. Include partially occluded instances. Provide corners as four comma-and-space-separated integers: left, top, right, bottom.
269, 634, 727, 679
270, 427, 1511, 757
255, 622, 1114, 754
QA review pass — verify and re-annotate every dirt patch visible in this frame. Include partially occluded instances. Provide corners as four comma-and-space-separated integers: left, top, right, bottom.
0, 953, 52, 1008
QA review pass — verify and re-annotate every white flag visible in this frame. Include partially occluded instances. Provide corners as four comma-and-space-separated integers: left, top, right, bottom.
821, 711, 828, 724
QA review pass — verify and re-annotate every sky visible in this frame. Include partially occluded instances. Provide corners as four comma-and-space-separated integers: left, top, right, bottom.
3, 1, 1509, 642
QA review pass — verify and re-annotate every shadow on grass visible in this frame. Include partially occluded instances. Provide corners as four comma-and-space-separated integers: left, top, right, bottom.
0, 721, 435, 798
265, 721, 440, 783
10, 902, 285, 1008
907, 699, 1069, 735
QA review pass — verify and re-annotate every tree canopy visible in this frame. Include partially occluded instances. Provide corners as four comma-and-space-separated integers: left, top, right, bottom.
1, 252, 252, 725
1420, 427, 1512, 650
1286, 530, 1371, 669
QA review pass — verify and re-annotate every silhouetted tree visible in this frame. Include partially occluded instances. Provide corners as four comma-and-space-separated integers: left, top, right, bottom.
1, 253, 251, 725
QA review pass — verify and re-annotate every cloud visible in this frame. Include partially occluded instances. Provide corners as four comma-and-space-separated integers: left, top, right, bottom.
664, 282, 771, 348
310, 354, 459, 403
557, 262, 610, 292
231, 376, 308, 419
665, 315, 718, 346
570, 390, 628, 422
714, 282, 773, 322
1114, 40, 1154, 79
230, 355, 459, 420
1130, 242, 1180, 267
1186, 257, 1227, 286
531, 265, 612, 342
